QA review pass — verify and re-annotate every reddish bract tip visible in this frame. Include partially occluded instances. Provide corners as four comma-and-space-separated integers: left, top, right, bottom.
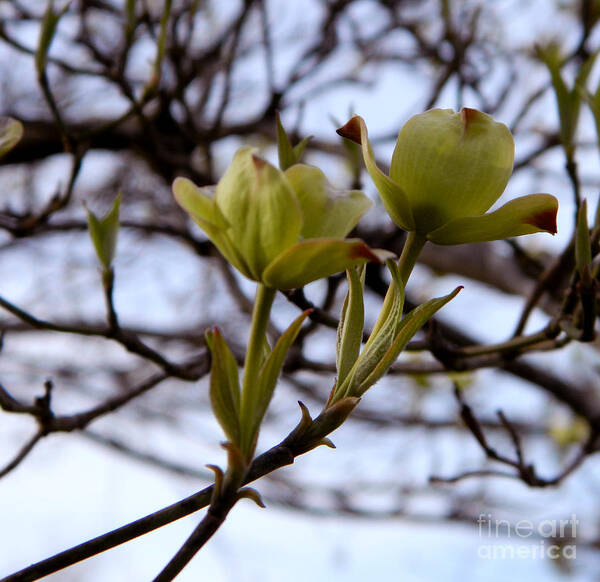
251, 154, 267, 169
460, 107, 480, 124
336, 116, 363, 145
349, 242, 381, 263
460, 107, 482, 135
525, 207, 558, 234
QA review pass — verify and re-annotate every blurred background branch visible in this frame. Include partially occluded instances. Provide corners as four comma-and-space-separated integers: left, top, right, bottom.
2, 0, 600, 579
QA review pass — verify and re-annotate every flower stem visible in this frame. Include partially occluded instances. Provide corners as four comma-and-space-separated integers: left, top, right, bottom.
369, 231, 426, 339
240, 283, 276, 459
398, 231, 427, 286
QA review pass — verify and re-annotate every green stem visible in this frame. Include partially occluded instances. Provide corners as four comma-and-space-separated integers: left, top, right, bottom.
240, 283, 276, 459
369, 231, 427, 340
398, 231, 427, 285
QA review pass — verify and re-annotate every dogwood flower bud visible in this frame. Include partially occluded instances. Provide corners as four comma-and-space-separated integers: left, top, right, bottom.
337, 108, 558, 245
173, 148, 393, 289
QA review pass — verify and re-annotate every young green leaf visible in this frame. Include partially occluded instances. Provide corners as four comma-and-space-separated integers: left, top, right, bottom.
276, 112, 312, 171
146, 0, 171, 93
336, 266, 365, 388
355, 286, 463, 396
206, 327, 241, 445
364, 258, 405, 346
85, 194, 121, 271
537, 44, 597, 157
536, 44, 572, 149
246, 310, 311, 441
0, 117, 23, 158
276, 111, 294, 171
36, 0, 70, 74
332, 260, 406, 402
570, 51, 597, 148
584, 75, 600, 166
292, 136, 311, 162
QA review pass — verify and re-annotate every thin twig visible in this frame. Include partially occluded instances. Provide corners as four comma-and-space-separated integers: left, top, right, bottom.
430, 388, 600, 487
0, 431, 43, 479
0, 295, 205, 380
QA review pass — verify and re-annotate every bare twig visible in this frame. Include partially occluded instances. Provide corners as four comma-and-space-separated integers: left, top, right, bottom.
430, 387, 600, 487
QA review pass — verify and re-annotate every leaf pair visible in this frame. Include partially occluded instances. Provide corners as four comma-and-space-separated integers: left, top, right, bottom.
536, 44, 597, 158
331, 262, 461, 403
85, 194, 121, 272
206, 311, 311, 452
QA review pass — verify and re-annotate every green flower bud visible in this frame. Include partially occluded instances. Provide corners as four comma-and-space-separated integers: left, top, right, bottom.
392, 108, 514, 232
337, 108, 558, 245
173, 148, 393, 289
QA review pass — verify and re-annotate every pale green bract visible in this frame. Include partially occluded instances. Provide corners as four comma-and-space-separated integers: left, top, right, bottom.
173, 147, 393, 289
337, 108, 559, 245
